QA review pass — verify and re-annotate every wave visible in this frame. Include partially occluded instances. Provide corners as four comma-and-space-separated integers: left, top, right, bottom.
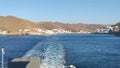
23, 36, 66, 68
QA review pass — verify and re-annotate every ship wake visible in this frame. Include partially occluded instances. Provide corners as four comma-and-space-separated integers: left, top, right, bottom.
23, 36, 66, 68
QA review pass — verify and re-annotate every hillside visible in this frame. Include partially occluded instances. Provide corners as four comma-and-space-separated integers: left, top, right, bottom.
0, 16, 106, 34
36, 22, 106, 32
0, 16, 36, 32
111, 22, 120, 34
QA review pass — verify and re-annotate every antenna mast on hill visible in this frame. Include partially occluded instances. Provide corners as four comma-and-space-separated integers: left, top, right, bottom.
1, 47, 5, 68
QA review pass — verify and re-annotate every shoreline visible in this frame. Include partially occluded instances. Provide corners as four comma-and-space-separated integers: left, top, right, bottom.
0, 33, 119, 37
0, 32, 92, 36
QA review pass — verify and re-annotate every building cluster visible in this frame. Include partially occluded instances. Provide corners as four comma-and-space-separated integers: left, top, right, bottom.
95, 26, 113, 33
0, 27, 91, 35
94, 25, 120, 34
17, 28, 73, 35
112, 25, 120, 32
0, 29, 8, 35
2, 25, 114, 35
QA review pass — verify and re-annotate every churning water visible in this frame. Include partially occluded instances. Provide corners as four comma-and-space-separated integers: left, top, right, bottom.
23, 36, 65, 68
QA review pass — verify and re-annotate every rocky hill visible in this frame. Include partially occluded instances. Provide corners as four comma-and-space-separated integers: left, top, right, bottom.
0, 16, 106, 34
0, 16, 36, 32
36, 22, 106, 32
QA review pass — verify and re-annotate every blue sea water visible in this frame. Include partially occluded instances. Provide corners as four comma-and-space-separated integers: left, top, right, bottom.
0, 34, 120, 68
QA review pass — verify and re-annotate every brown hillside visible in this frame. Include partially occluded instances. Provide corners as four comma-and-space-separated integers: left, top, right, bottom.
36, 22, 106, 32
0, 16, 106, 33
0, 16, 36, 32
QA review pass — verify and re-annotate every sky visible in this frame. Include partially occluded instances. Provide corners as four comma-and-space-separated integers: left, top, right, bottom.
0, 0, 120, 24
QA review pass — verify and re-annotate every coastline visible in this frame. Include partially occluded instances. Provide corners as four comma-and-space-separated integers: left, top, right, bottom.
0, 32, 92, 36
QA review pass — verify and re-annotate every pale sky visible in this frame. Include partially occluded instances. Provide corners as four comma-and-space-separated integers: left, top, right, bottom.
0, 0, 120, 24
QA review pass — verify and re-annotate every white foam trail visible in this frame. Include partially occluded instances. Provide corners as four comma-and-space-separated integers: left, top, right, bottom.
23, 37, 66, 68
40, 42, 65, 68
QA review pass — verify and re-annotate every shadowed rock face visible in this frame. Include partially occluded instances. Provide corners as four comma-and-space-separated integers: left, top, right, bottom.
116, 22, 120, 28
116, 22, 120, 31
0, 16, 106, 32
109, 22, 120, 35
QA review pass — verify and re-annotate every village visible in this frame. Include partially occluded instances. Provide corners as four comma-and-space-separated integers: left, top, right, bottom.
0, 27, 90, 35
0, 25, 117, 35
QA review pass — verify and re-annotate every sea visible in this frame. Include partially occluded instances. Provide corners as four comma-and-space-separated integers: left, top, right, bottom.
0, 34, 120, 68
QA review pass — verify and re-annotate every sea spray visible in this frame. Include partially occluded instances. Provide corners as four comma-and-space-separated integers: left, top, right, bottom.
23, 36, 66, 68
